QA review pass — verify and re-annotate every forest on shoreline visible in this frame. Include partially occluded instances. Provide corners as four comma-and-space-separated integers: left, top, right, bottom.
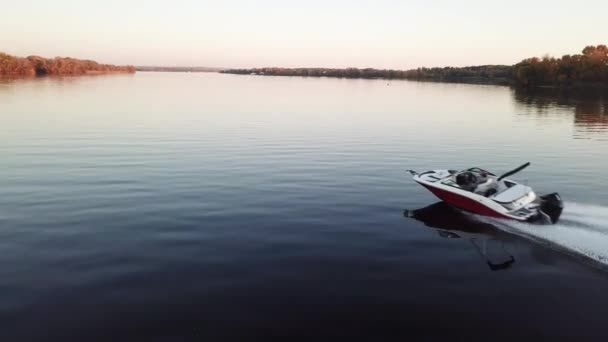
3, 45, 606, 88
222, 65, 512, 85
0, 52, 135, 76
222, 45, 608, 88
513, 45, 608, 87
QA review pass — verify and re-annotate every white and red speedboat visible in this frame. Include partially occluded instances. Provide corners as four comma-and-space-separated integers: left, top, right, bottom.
407, 162, 563, 224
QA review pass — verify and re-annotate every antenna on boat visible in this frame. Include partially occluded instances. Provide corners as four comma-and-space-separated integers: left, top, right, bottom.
497, 162, 531, 181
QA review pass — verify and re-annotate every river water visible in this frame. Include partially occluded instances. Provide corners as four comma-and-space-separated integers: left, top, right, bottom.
1, 73, 607, 340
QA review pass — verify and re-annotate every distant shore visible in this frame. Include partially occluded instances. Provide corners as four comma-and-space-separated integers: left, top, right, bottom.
221, 45, 608, 89
136, 66, 224, 73
0, 52, 135, 77
3, 45, 607, 89
221, 66, 513, 86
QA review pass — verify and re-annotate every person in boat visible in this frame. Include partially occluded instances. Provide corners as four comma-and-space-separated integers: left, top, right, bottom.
455, 171, 478, 191
456, 171, 497, 196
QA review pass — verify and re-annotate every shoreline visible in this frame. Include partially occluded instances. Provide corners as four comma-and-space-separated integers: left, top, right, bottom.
0, 72, 136, 81
0, 52, 135, 77
4, 71, 608, 90
220, 70, 608, 90
219, 45, 608, 89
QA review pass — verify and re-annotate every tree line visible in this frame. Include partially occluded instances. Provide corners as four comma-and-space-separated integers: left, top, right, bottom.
0, 52, 135, 76
221, 65, 511, 85
222, 45, 608, 88
513, 45, 608, 87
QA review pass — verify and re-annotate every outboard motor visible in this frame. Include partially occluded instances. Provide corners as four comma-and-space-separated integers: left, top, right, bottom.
539, 193, 564, 224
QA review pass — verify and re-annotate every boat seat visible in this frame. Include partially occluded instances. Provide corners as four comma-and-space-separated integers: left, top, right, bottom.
474, 178, 496, 196
490, 184, 531, 203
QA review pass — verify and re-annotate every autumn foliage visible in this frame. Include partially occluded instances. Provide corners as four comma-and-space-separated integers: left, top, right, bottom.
223, 45, 608, 88
513, 45, 608, 87
0, 52, 135, 76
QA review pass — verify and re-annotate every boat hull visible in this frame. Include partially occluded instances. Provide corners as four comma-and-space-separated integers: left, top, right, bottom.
418, 182, 513, 219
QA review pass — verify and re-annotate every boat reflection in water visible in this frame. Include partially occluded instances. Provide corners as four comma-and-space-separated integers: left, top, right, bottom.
512, 86, 608, 140
404, 202, 516, 271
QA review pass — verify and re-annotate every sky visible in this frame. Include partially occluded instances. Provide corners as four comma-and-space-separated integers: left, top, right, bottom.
1, 0, 607, 69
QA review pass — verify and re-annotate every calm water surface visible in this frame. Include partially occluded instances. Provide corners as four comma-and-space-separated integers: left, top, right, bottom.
1, 73, 608, 341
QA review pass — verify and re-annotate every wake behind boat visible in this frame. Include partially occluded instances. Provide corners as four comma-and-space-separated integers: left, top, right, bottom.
407, 162, 563, 224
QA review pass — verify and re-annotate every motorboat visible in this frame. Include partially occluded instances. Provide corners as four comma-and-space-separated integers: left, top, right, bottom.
406, 162, 563, 224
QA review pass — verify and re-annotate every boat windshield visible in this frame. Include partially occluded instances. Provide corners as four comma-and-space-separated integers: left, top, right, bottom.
466, 167, 495, 175
441, 178, 461, 188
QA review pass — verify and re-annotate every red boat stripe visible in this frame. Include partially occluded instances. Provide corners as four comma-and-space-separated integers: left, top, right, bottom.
418, 182, 510, 219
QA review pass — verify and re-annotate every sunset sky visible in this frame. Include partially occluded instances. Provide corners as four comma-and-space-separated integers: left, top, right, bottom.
2, 0, 607, 68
